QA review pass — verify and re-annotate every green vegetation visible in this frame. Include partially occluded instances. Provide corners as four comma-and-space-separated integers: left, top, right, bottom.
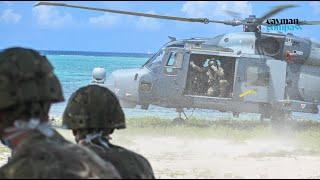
52, 116, 320, 151
121, 117, 271, 141
123, 117, 320, 151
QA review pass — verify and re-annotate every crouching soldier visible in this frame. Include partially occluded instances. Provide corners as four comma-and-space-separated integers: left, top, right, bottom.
0, 47, 120, 179
62, 85, 155, 179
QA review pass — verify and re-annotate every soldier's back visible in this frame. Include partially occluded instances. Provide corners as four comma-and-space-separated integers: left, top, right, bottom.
85, 143, 155, 179
0, 130, 120, 179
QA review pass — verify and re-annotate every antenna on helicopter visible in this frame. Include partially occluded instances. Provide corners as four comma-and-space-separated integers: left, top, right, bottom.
168, 36, 176, 42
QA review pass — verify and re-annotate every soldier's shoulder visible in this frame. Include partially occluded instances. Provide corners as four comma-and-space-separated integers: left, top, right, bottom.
0, 140, 69, 178
112, 145, 153, 169
0, 145, 68, 179
0, 155, 31, 179
3, 138, 120, 179
113, 145, 142, 157
111, 145, 155, 178
48, 141, 121, 179
67, 144, 121, 179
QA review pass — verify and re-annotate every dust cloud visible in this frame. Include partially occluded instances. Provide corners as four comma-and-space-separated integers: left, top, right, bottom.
1, 125, 320, 179
121, 136, 320, 179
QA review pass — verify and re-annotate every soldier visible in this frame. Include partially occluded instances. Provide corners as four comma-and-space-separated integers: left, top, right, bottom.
206, 58, 228, 97
92, 67, 106, 84
62, 85, 155, 179
189, 59, 207, 95
0, 47, 120, 179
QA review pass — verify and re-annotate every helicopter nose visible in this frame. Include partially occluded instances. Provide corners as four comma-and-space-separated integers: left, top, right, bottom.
105, 69, 140, 108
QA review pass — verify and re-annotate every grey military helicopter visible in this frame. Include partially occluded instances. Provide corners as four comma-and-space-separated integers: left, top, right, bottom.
35, 2, 320, 124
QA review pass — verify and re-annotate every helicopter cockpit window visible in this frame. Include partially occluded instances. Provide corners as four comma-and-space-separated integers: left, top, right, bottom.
164, 51, 184, 75
145, 49, 164, 72
166, 52, 183, 67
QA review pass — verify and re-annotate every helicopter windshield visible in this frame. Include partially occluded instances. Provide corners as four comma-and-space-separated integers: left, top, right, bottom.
144, 48, 165, 71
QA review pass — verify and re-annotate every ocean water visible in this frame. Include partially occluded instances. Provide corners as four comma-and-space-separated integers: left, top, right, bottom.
47, 54, 320, 121
47, 54, 145, 117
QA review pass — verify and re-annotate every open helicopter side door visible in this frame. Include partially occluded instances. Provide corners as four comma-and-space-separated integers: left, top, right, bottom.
234, 57, 287, 103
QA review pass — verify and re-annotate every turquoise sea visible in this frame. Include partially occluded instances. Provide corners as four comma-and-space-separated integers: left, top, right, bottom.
46, 53, 320, 121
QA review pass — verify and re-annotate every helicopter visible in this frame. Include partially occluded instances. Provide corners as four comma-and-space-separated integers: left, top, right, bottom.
35, 2, 320, 124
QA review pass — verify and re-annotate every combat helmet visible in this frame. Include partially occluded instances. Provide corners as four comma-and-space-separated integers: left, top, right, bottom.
0, 47, 64, 110
92, 67, 106, 84
62, 85, 126, 130
208, 58, 221, 67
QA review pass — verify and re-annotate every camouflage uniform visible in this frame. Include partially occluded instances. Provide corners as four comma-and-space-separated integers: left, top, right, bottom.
0, 130, 120, 179
206, 59, 227, 97
63, 85, 155, 179
189, 60, 207, 95
82, 142, 155, 179
0, 47, 120, 179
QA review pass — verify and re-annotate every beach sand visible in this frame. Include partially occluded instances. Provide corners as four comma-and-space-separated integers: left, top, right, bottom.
1, 122, 320, 178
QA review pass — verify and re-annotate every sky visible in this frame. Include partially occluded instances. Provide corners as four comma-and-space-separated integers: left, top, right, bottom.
1, 1, 320, 53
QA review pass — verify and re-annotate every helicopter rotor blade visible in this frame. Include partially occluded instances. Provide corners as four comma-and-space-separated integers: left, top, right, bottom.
34, 2, 303, 29
222, 10, 242, 19
34, 1, 213, 24
34, 2, 246, 26
298, 20, 320, 25
257, 4, 298, 24
209, 19, 243, 26
261, 20, 320, 26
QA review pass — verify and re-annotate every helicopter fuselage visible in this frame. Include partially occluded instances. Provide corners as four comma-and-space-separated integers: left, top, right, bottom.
108, 32, 320, 117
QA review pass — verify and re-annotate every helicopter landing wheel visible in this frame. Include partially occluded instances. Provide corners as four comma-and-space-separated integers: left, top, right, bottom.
172, 109, 188, 125
172, 117, 185, 125
271, 111, 285, 128
270, 110, 294, 131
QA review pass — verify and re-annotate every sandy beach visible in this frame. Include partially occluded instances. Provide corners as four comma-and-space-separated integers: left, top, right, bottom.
1, 120, 320, 179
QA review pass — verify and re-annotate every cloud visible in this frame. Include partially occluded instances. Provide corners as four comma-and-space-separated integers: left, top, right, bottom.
33, 6, 72, 28
87, 3, 133, 28
88, 10, 162, 31
2, 1, 13, 6
181, 1, 252, 19
0, 9, 21, 24
309, 2, 320, 14
135, 11, 162, 31
89, 13, 120, 27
